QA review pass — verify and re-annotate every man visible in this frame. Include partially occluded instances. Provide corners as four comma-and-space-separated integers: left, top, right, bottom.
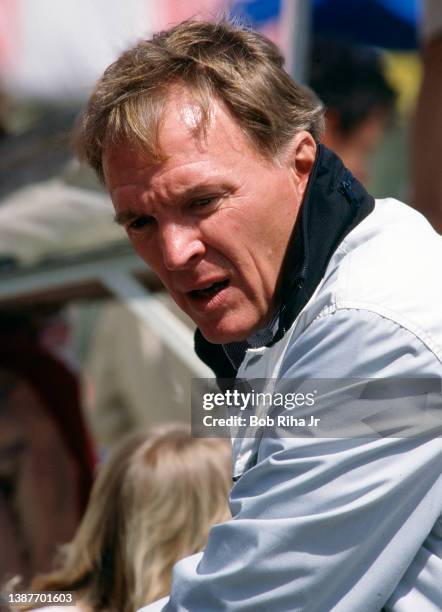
309, 37, 396, 184
77, 20, 442, 611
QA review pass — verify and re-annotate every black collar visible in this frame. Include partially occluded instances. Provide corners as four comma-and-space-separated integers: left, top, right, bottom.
195, 145, 375, 378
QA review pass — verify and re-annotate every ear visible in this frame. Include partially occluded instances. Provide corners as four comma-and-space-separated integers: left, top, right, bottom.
286, 131, 317, 197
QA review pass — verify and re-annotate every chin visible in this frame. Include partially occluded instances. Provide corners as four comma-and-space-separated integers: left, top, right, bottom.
199, 327, 248, 344
198, 318, 255, 345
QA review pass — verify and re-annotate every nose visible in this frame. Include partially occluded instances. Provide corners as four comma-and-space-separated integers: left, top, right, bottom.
159, 222, 205, 270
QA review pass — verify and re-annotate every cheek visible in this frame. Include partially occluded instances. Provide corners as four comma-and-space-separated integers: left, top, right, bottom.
199, 214, 243, 257
131, 238, 151, 263
131, 237, 165, 275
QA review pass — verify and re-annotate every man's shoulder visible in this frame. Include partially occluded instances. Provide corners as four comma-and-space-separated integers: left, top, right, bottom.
294, 198, 442, 326
279, 198, 442, 376
342, 197, 440, 254
337, 197, 441, 283
329, 198, 442, 345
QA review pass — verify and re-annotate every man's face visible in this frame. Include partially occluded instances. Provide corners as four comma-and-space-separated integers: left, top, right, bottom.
104, 93, 311, 343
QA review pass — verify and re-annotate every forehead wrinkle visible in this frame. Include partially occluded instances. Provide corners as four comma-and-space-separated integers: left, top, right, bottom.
147, 159, 226, 203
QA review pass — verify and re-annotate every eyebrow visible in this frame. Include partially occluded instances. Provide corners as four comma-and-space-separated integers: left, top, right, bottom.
113, 180, 230, 226
113, 209, 141, 226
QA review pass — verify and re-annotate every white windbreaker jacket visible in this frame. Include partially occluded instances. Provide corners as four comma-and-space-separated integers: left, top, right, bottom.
141, 192, 442, 611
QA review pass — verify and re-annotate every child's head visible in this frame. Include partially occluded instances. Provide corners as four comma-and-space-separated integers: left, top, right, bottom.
29, 423, 231, 611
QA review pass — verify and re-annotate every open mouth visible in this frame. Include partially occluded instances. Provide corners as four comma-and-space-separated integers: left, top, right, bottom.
188, 279, 229, 300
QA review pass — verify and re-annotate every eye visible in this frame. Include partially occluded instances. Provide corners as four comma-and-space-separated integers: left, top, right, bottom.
190, 194, 226, 213
128, 216, 155, 232
191, 196, 217, 208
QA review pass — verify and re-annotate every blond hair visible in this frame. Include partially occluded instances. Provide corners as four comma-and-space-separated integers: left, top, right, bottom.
25, 424, 231, 611
77, 19, 324, 181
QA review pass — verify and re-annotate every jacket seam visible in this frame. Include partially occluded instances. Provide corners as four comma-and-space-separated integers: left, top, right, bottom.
312, 302, 442, 365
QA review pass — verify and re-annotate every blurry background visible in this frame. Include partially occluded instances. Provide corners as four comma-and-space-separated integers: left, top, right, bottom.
0, 0, 437, 591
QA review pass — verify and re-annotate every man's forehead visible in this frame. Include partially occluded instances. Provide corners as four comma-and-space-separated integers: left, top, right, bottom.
103, 91, 261, 184
176, 96, 207, 130
159, 89, 251, 158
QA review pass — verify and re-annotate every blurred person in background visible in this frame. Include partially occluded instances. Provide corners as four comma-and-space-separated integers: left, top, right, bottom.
85, 298, 192, 456
13, 423, 231, 612
309, 37, 396, 184
0, 84, 96, 593
0, 312, 94, 588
